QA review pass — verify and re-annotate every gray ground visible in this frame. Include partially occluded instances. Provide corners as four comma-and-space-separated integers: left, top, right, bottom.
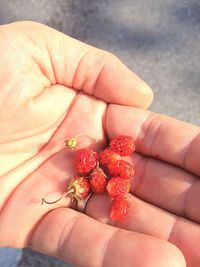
0, 0, 200, 266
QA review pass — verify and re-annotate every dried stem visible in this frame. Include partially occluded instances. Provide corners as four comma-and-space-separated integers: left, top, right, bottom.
41, 189, 74, 205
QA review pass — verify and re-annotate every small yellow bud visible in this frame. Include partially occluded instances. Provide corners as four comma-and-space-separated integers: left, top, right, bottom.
65, 138, 77, 149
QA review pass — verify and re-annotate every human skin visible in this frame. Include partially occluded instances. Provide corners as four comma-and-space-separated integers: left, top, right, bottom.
1, 21, 198, 267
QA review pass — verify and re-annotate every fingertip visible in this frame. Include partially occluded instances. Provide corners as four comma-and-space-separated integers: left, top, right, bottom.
84, 50, 153, 108
112, 55, 154, 108
137, 79, 154, 108
164, 242, 186, 267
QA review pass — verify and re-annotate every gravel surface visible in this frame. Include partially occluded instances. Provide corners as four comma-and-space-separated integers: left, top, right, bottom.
17, 249, 73, 267
0, 0, 200, 266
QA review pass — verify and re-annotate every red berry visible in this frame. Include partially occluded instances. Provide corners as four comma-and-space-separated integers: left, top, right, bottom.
110, 135, 135, 156
75, 148, 98, 175
108, 160, 135, 180
106, 177, 130, 198
41, 176, 91, 205
90, 169, 107, 193
67, 176, 91, 200
110, 194, 131, 221
99, 148, 121, 168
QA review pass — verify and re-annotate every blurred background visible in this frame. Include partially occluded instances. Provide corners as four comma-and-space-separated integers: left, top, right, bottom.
0, 0, 200, 266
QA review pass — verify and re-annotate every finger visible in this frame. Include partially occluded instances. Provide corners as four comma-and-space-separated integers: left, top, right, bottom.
128, 153, 200, 223
30, 208, 185, 267
86, 193, 197, 267
10, 21, 153, 108
106, 105, 200, 176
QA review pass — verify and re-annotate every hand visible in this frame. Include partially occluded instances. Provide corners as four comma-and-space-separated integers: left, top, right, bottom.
0, 21, 188, 267
85, 106, 200, 267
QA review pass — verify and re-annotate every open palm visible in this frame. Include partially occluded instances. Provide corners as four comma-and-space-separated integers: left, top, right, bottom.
0, 21, 198, 267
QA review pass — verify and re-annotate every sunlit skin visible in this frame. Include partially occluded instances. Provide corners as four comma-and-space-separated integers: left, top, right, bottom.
1, 21, 200, 267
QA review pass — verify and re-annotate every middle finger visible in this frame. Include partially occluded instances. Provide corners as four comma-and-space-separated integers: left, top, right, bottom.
128, 153, 200, 223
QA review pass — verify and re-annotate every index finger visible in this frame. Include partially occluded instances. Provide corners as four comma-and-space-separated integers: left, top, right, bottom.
46, 23, 154, 108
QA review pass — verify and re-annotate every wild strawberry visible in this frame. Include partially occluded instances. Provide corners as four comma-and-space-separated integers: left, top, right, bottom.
41, 176, 91, 205
90, 168, 107, 193
110, 135, 135, 156
110, 194, 131, 221
75, 148, 98, 175
99, 148, 121, 168
106, 177, 130, 198
108, 160, 135, 180
67, 176, 91, 200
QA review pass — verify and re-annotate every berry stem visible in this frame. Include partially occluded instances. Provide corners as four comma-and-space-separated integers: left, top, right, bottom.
41, 188, 75, 205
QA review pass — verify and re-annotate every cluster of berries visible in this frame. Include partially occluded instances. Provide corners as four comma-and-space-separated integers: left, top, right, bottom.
43, 135, 136, 222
